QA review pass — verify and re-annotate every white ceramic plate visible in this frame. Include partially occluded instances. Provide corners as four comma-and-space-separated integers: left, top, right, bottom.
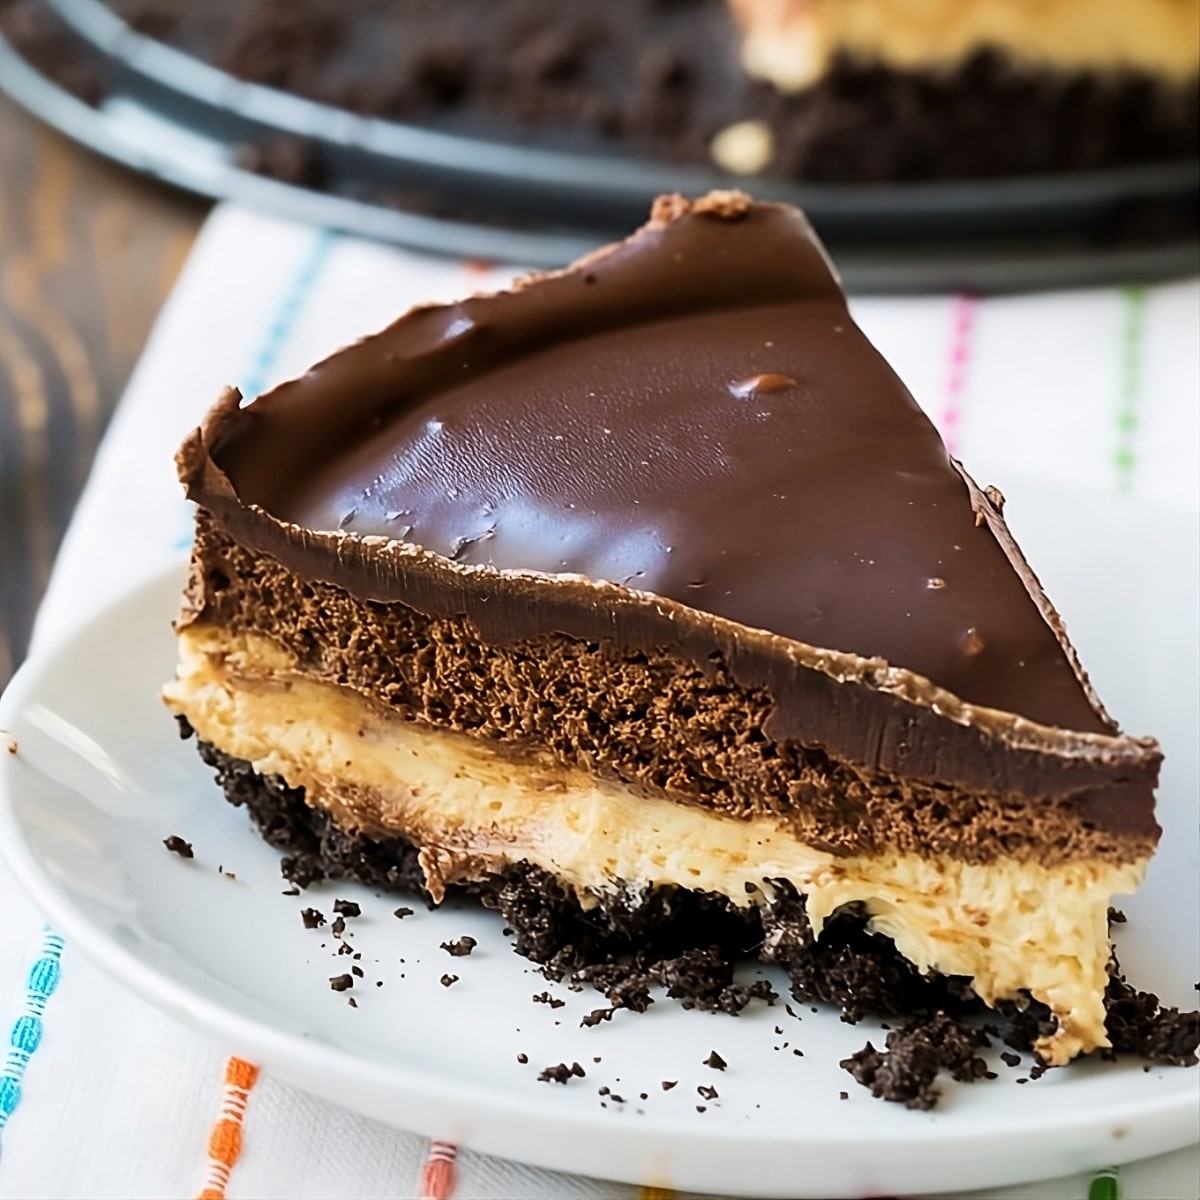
1, 478, 1197, 1198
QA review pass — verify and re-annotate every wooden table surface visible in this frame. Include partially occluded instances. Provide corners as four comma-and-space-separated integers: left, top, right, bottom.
0, 95, 205, 688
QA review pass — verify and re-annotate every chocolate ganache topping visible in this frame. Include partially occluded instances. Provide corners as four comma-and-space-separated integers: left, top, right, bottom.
207, 192, 1109, 734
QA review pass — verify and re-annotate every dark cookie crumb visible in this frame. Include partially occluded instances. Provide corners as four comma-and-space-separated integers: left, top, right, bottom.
348, 996, 358, 1007
440, 974, 459, 988
703, 1050, 727, 1070
697, 1084, 719, 1100
841, 1012, 992, 1110
573, 947, 777, 1019
839, 1090, 849, 1100
532, 990, 565, 1008
393, 907, 414, 919
609, 1093, 625, 1103
1096, 970, 1200, 1066
300, 907, 325, 929
661, 1080, 677, 1091
538, 1062, 585, 1084
1000, 1051, 1021, 1068
517, 1052, 528, 1064
696, 1105, 707, 1113
329, 974, 354, 992
351, 965, 364, 978
442, 936, 478, 958
163, 836, 194, 859
598, 1085, 610, 1096
282, 886, 301, 896
581, 1007, 614, 1027
1108, 907, 1128, 925
333, 899, 361, 918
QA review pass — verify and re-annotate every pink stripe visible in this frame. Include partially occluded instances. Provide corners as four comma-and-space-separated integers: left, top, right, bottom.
419, 1140, 458, 1200
940, 294, 976, 457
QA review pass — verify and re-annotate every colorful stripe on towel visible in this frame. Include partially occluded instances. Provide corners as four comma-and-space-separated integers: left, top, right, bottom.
0, 927, 64, 1146
419, 1140, 458, 1200
197, 1056, 260, 1200
239, 230, 335, 401
172, 227, 334, 552
1114, 286, 1146, 493
1089, 1167, 1122, 1200
939, 292, 976, 456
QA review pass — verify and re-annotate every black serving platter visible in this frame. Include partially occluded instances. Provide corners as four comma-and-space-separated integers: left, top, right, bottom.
3, 0, 1198, 290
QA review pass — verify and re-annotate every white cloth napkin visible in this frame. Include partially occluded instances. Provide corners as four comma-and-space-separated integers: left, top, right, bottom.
0, 205, 1197, 1199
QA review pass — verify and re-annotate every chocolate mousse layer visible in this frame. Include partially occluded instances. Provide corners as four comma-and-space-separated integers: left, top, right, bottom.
177, 192, 1161, 852
181, 517, 1156, 866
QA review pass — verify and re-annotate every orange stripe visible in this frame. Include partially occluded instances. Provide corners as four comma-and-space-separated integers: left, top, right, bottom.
419, 1140, 458, 1200
639, 1188, 676, 1200
196, 1056, 260, 1200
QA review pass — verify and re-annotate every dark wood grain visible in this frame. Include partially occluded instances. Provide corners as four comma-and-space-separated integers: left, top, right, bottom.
0, 96, 205, 687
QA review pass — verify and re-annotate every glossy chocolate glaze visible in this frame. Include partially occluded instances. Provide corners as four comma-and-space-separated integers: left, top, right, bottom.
211, 193, 1104, 732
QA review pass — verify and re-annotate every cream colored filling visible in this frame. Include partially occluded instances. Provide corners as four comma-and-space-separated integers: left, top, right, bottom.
727, 0, 1199, 91
165, 627, 1147, 1065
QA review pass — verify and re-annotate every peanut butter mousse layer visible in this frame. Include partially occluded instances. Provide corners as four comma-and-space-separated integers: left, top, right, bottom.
168, 192, 1169, 1074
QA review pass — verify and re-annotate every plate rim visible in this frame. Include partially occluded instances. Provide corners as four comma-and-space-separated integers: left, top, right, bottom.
1, 560, 1198, 1196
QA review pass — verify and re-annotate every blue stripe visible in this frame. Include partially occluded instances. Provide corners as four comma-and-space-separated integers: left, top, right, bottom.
173, 227, 335, 550
0, 928, 65, 1147
239, 228, 336, 399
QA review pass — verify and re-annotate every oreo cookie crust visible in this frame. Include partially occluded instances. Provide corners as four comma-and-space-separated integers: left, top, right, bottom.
185, 729, 1200, 1107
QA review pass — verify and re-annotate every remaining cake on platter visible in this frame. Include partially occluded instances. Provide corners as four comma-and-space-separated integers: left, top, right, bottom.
165, 192, 1195, 1092
57, 0, 1199, 182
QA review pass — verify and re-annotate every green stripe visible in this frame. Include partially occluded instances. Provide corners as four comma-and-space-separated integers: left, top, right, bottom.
1114, 287, 1147, 493
1088, 1167, 1121, 1200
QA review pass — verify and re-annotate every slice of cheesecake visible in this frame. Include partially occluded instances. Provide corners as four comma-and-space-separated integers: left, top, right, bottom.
166, 191, 1163, 1068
